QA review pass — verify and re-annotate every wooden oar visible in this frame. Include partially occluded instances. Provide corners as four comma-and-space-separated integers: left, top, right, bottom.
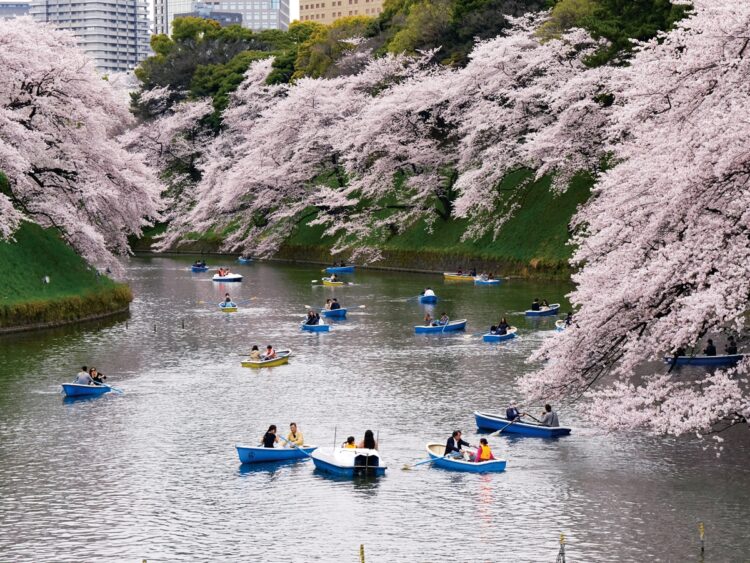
278, 435, 313, 458
490, 418, 519, 436
525, 413, 543, 424
402, 452, 457, 471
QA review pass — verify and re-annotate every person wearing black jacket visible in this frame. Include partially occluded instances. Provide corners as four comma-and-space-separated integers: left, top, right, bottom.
445, 430, 473, 457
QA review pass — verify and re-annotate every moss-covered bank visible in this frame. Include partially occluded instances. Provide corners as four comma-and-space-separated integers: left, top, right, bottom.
0, 222, 132, 332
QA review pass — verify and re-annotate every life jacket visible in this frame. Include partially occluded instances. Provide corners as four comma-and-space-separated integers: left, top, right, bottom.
476, 444, 494, 461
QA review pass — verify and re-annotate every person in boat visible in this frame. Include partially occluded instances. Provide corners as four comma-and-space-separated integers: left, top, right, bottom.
539, 404, 560, 427
286, 422, 304, 447
260, 425, 279, 448
424, 312, 434, 326
506, 401, 523, 422
330, 273, 339, 283
263, 345, 277, 360
357, 429, 378, 450
541, 299, 550, 308
342, 436, 356, 448
474, 438, 495, 462
725, 336, 738, 355
422, 287, 436, 297
704, 339, 717, 356
75, 366, 93, 385
330, 298, 341, 310
306, 310, 319, 325
469, 267, 477, 277
496, 317, 509, 335
531, 298, 541, 311
456, 267, 463, 275
90, 368, 106, 384
564, 312, 573, 326
437, 313, 450, 326
223, 293, 235, 307
324, 299, 332, 310
249, 345, 261, 361
487, 272, 495, 280
445, 430, 472, 458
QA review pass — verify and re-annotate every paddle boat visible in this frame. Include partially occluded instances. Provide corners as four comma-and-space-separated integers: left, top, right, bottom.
235, 444, 317, 464
443, 272, 474, 282
482, 326, 518, 342
419, 294, 438, 304
213, 272, 243, 282
525, 303, 560, 317
322, 277, 345, 287
191, 264, 209, 273
61, 383, 112, 397
555, 320, 567, 331
425, 443, 507, 473
325, 266, 354, 274
474, 277, 501, 286
301, 321, 330, 332
219, 302, 237, 313
311, 447, 386, 477
241, 349, 292, 368
414, 319, 467, 334
474, 411, 572, 438
322, 307, 347, 319
237, 257, 252, 265
663, 354, 744, 367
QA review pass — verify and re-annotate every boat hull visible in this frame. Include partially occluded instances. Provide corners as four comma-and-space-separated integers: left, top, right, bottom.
236, 445, 317, 463
322, 278, 344, 287
301, 323, 330, 332
61, 383, 111, 397
474, 278, 501, 285
426, 444, 506, 473
191, 265, 208, 272
237, 257, 252, 264
525, 304, 561, 317
213, 274, 243, 282
322, 308, 347, 319
474, 411, 572, 438
663, 354, 744, 366
482, 327, 517, 342
311, 447, 386, 477
555, 320, 566, 331
219, 305, 237, 313
325, 266, 354, 273
443, 273, 474, 282
414, 320, 467, 334
419, 295, 438, 304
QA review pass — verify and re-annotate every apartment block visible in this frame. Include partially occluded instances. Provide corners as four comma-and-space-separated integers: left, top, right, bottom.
299, 0, 382, 25
154, 0, 289, 34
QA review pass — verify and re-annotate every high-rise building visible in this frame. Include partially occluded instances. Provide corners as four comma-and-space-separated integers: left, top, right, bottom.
0, 2, 30, 18
154, 0, 289, 35
175, 2, 242, 26
30, 0, 151, 73
299, 0, 382, 25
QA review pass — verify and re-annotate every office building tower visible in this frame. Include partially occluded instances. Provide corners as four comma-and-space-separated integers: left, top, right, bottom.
299, 0, 382, 25
0, 2, 30, 18
155, 0, 289, 34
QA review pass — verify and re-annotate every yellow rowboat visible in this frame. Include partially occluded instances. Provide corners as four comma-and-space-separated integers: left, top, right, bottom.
241, 349, 292, 368
220, 306, 238, 313
322, 277, 345, 287
443, 272, 474, 282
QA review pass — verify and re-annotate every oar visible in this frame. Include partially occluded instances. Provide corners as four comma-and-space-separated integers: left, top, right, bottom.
92, 381, 123, 394
402, 451, 461, 470
278, 435, 313, 458
525, 413, 543, 424
490, 418, 519, 436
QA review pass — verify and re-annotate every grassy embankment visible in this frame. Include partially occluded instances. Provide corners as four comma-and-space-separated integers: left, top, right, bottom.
0, 222, 132, 330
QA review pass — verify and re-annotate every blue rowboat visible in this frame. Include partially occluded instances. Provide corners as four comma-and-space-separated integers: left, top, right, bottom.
322, 308, 347, 319
237, 257, 252, 264
419, 295, 438, 304
325, 266, 354, 274
425, 443, 506, 473
191, 265, 208, 272
482, 326, 517, 342
61, 383, 112, 397
474, 411, 572, 438
235, 444, 317, 464
301, 322, 330, 332
474, 277, 501, 286
414, 319, 467, 334
311, 447, 386, 477
525, 303, 560, 317
555, 320, 566, 331
663, 354, 744, 367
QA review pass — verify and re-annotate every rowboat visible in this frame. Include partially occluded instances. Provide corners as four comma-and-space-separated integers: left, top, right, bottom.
61, 383, 112, 397
213, 273, 243, 282
301, 322, 330, 332
322, 277, 345, 287
322, 308, 347, 318
237, 257, 252, 264
325, 266, 354, 274
414, 319, 467, 334
482, 326, 517, 342
241, 349, 292, 368
219, 302, 237, 313
425, 443, 507, 473
474, 411, 572, 438
419, 295, 438, 304
191, 265, 208, 272
235, 444, 317, 463
311, 447, 386, 477
555, 320, 567, 331
474, 277, 501, 285
525, 303, 560, 317
443, 272, 474, 282
663, 354, 744, 367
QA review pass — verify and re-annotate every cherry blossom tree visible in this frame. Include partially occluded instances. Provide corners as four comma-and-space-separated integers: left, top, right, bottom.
0, 18, 161, 270
523, 0, 750, 436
